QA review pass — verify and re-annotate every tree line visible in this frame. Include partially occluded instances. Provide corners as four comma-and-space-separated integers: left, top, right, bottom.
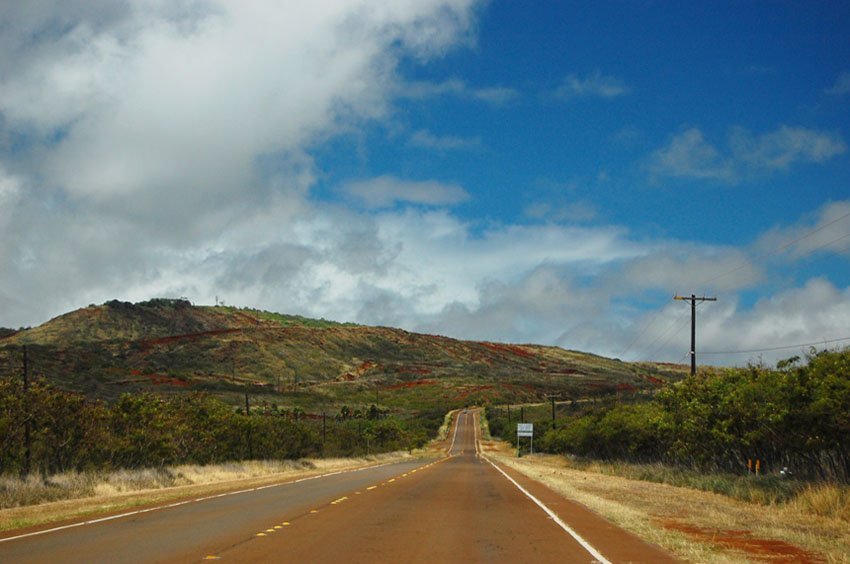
488, 348, 850, 482
0, 377, 439, 476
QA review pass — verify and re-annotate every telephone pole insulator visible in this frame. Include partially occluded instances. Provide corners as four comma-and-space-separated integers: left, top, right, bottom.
673, 294, 717, 376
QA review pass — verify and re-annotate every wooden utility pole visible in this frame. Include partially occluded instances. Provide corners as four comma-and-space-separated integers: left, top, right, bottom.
674, 294, 717, 376
546, 394, 558, 430
22, 346, 31, 477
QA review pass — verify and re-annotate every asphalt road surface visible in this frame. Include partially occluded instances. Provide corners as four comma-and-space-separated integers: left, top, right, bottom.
0, 410, 677, 563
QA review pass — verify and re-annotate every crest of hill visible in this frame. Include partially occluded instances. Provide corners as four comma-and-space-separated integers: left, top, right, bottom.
0, 300, 686, 405
4, 299, 349, 346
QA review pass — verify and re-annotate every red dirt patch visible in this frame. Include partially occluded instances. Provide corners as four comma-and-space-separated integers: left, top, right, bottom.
338, 360, 379, 381
112, 373, 190, 388
642, 374, 666, 385
384, 379, 437, 391
137, 328, 242, 350
480, 342, 537, 358
662, 520, 825, 563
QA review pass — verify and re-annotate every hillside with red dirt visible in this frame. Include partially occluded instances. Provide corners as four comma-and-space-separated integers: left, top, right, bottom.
0, 299, 685, 410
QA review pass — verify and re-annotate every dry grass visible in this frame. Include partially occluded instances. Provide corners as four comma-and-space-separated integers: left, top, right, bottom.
483, 442, 850, 563
0, 452, 418, 532
787, 484, 850, 522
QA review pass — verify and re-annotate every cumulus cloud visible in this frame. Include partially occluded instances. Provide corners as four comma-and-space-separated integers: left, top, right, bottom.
696, 279, 850, 365
1, 2, 847, 373
826, 71, 850, 96
398, 78, 518, 104
648, 126, 846, 183
619, 247, 762, 293
756, 200, 850, 260
647, 128, 736, 182
555, 70, 630, 100
729, 126, 847, 170
0, 0, 481, 326
408, 129, 482, 151
524, 200, 598, 223
340, 175, 470, 208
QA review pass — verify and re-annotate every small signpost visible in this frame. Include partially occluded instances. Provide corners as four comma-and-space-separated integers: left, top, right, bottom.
517, 423, 533, 457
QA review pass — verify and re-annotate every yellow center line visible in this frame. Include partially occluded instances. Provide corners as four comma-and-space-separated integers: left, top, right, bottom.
367, 486, 377, 490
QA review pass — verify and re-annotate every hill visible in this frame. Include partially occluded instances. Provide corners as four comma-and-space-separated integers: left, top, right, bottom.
0, 299, 685, 412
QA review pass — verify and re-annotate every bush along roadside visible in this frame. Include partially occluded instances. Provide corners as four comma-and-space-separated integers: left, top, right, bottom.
0, 377, 441, 477
487, 348, 850, 484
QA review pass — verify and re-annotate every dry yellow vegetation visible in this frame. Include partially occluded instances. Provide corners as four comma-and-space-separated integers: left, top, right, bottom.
483, 442, 850, 563
0, 453, 417, 532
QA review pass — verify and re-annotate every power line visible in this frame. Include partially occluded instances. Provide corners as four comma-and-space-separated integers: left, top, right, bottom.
618, 314, 658, 358
626, 209, 850, 361
644, 311, 693, 361
701, 209, 850, 288
701, 336, 850, 355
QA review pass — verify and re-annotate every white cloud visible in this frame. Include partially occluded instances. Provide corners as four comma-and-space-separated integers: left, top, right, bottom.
696, 279, 850, 365
524, 200, 598, 223
1, 2, 848, 374
470, 86, 518, 105
756, 200, 850, 260
408, 129, 482, 151
399, 78, 518, 104
555, 70, 629, 100
0, 0, 482, 327
647, 128, 736, 182
620, 247, 762, 293
341, 175, 470, 208
826, 71, 850, 96
729, 126, 847, 170
648, 126, 846, 183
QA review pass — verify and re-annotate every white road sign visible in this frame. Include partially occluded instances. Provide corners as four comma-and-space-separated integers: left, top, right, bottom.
517, 423, 533, 437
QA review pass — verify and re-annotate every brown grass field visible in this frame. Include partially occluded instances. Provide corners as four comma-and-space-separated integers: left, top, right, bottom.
0, 453, 421, 532
482, 440, 850, 563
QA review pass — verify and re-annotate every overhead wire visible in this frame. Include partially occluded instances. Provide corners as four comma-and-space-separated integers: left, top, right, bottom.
624, 209, 850, 362
701, 336, 850, 355
644, 301, 708, 362
700, 208, 850, 288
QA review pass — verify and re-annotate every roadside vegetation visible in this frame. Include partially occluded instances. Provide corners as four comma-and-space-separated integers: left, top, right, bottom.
489, 348, 850, 485
483, 445, 850, 563
0, 377, 441, 509
0, 454, 416, 532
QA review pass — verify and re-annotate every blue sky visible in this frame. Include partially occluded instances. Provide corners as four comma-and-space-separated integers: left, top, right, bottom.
1, 1, 849, 366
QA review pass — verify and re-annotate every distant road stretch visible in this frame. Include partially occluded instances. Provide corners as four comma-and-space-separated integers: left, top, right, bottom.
0, 410, 676, 563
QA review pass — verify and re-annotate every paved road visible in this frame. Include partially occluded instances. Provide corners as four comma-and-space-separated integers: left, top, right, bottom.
0, 411, 676, 563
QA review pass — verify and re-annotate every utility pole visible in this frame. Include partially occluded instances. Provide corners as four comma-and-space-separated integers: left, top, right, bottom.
22, 345, 31, 477
545, 393, 558, 430
674, 294, 717, 376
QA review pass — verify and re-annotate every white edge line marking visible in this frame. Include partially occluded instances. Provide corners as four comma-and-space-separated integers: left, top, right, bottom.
0, 459, 420, 545
482, 455, 612, 564
449, 410, 460, 453
473, 411, 481, 456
